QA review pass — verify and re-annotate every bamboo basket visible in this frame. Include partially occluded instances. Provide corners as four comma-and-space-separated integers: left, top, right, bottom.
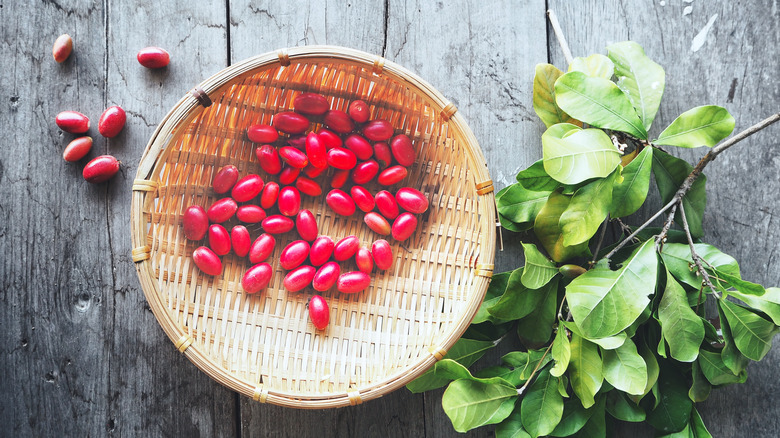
130, 46, 496, 408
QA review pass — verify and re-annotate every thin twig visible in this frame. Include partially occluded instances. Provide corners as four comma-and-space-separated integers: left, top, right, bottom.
680, 204, 720, 298
517, 342, 555, 396
590, 217, 610, 265
655, 203, 679, 251
604, 198, 677, 259
547, 10, 574, 65
557, 295, 567, 321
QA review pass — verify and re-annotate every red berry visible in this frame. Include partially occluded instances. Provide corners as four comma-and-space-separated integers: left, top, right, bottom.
372, 240, 393, 270
279, 146, 309, 169
242, 263, 273, 294
247, 124, 279, 143
262, 215, 295, 234
355, 248, 374, 273
309, 236, 334, 266
280, 240, 311, 270
323, 110, 354, 134
207, 198, 238, 223
56, 111, 90, 134
273, 111, 310, 134
212, 165, 239, 194
208, 224, 231, 256
193, 246, 222, 276
249, 234, 276, 264
137, 47, 170, 69
390, 134, 416, 167
62, 136, 93, 162
326, 189, 356, 216
330, 169, 350, 189
350, 186, 375, 213
182, 205, 209, 241
305, 132, 328, 169
374, 142, 392, 168
317, 128, 343, 149
296, 176, 322, 197
395, 187, 429, 214
334, 235, 360, 261
279, 166, 300, 186
364, 212, 391, 236
236, 205, 266, 224
294, 93, 330, 116
296, 209, 318, 241
351, 160, 379, 184
260, 182, 280, 209
326, 147, 357, 170
303, 164, 326, 179
98, 105, 126, 138
348, 100, 370, 123
312, 262, 340, 292
256, 144, 282, 175
392, 212, 418, 241
345, 134, 373, 160
52, 34, 73, 63
231, 174, 264, 202
374, 190, 399, 220
362, 119, 394, 142
377, 165, 408, 186
337, 271, 371, 293
284, 265, 316, 292
278, 186, 301, 216
231, 225, 251, 257
82, 155, 120, 183
308, 295, 330, 330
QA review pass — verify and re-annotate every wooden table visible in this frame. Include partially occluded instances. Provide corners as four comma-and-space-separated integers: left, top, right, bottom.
2, 1, 778, 436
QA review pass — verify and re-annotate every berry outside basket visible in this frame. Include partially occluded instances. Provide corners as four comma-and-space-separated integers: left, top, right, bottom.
130, 46, 496, 408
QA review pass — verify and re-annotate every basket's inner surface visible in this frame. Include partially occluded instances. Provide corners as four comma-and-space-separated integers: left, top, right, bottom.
144, 58, 486, 399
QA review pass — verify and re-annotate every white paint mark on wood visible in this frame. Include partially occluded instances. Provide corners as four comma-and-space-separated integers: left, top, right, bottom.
683, 6, 693, 16
691, 14, 718, 52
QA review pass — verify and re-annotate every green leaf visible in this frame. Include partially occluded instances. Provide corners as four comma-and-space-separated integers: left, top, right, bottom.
718, 302, 750, 375
406, 338, 496, 393
652, 149, 707, 238
496, 405, 533, 438
499, 210, 530, 232
601, 338, 648, 395
606, 390, 645, 422
610, 146, 653, 218
568, 54, 615, 79
571, 396, 606, 438
542, 124, 622, 185
561, 321, 627, 350
497, 183, 555, 228
661, 243, 740, 290
569, 333, 603, 408
646, 363, 694, 433
634, 338, 660, 402
606, 41, 665, 131
533, 64, 580, 128
521, 243, 559, 289
464, 321, 513, 342
476, 366, 527, 387
690, 408, 713, 438
516, 279, 558, 348
515, 159, 561, 191
559, 170, 618, 246
688, 360, 711, 403
534, 191, 591, 263
551, 326, 571, 377
714, 268, 766, 296
658, 268, 705, 362
442, 378, 518, 433
719, 299, 780, 361
697, 350, 745, 385
472, 271, 511, 324
567, 239, 658, 338
489, 269, 557, 321
555, 71, 648, 139
502, 349, 553, 379
521, 368, 564, 437
550, 399, 594, 437
730, 287, 780, 325
434, 359, 476, 381
655, 106, 735, 148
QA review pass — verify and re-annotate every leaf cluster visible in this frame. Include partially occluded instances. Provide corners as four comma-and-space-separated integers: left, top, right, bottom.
409, 41, 778, 437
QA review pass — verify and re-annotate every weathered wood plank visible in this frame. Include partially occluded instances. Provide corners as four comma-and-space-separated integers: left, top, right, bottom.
229, 2, 428, 436
103, 1, 238, 436
0, 2, 112, 437
548, 1, 780, 436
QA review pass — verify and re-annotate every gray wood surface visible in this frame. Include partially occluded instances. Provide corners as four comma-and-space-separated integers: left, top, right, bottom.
0, 1, 777, 437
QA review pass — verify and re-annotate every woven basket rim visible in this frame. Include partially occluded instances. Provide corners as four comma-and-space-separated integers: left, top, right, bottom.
130, 45, 496, 408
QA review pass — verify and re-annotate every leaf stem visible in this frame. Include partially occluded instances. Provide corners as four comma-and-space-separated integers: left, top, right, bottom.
655, 202, 679, 251
604, 198, 677, 259
590, 216, 610, 265
517, 342, 554, 396
546, 10, 574, 65
680, 204, 721, 299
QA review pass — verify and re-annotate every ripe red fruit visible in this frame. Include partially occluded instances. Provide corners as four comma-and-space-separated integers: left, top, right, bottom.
262, 215, 295, 234
373, 142, 392, 168
317, 128, 343, 149
62, 136, 93, 162
231, 174, 264, 202
333, 235, 360, 261
326, 147, 357, 170
255, 144, 282, 175
372, 240, 393, 270
98, 105, 126, 138
377, 165, 408, 186
183, 205, 209, 240
273, 111, 310, 134
52, 34, 73, 63
207, 197, 238, 223
236, 205, 266, 223
231, 225, 251, 257
348, 100, 370, 123
390, 134, 416, 166
330, 169, 350, 189
286, 135, 307, 149
280, 240, 311, 270
350, 186, 375, 213
136, 47, 170, 69
82, 155, 120, 183
345, 134, 374, 160
326, 189, 356, 216
374, 190, 399, 220
323, 110, 355, 134
364, 212, 391, 236
362, 119, 394, 142
296, 209, 318, 241
303, 164, 326, 179
308, 295, 330, 330
212, 165, 239, 194
208, 224, 231, 256
312, 262, 340, 292
242, 263, 273, 294
295, 176, 322, 197
279, 166, 300, 186
355, 248, 374, 273
278, 146, 309, 169
351, 160, 379, 184
247, 124, 279, 143
192, 246, 222, 276
395, 187, 429, 214
284, 265, 316, 292
309, 236, 335, 266
305, 132, 327, 168
260, 181, 280, 209
337, 271, 371, 293
392, 212, 418, 241
294, 93, 330, 116
56, 111, 90, 134
278, 186, 301, 216
249, 233, 276, 264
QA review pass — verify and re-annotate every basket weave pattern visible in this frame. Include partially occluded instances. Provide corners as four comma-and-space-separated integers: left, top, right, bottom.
131, 47, 495, 408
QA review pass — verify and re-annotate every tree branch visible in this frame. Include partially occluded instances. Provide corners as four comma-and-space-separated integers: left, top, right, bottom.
590, 216, 610, 265
680, 204, 720, 298
547, 10, 574, 65
517, 341, 554, 396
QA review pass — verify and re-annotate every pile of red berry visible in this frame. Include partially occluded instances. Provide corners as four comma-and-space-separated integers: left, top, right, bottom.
182, 93, 430, 330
